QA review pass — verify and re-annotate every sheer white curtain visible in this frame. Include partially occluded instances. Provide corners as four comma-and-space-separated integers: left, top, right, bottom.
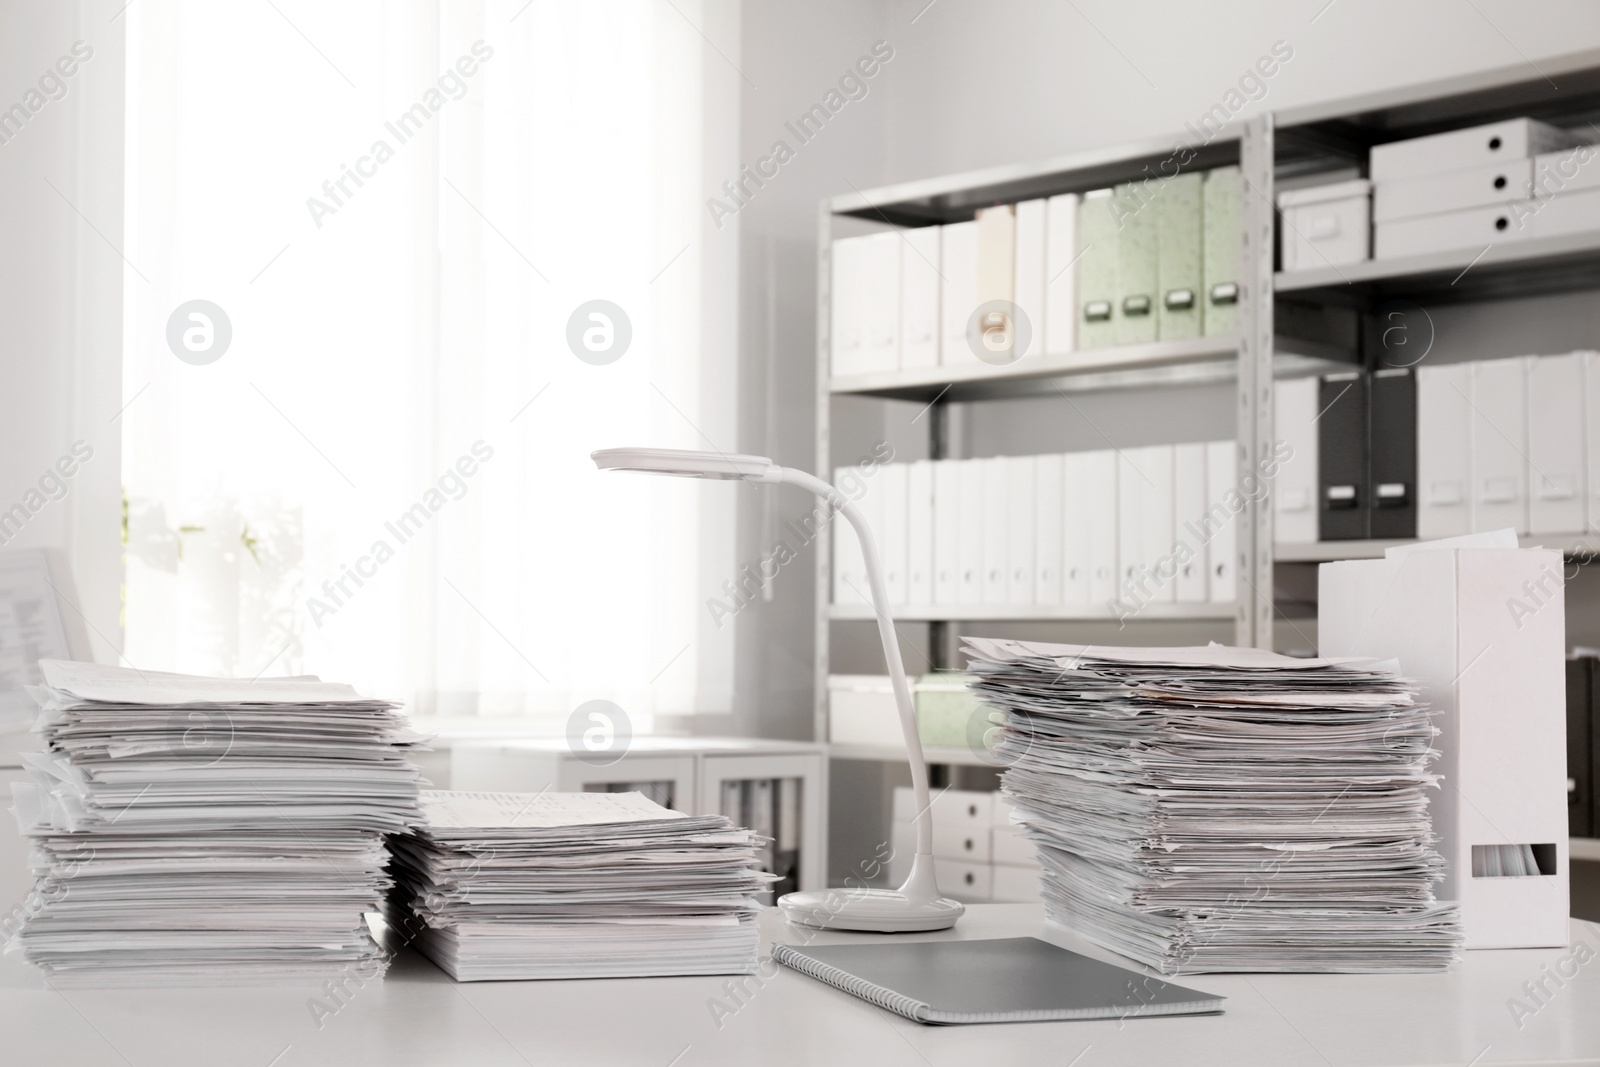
121, 0, 741, 726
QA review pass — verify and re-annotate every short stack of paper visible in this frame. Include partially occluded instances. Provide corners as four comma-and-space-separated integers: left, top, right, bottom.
8, 660, 422, 985
388, 790, 771, 981
964, 638, 1463, 974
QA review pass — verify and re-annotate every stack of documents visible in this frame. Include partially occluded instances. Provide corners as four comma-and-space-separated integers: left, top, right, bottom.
8, 660, 422, 985
964, 638, 1462, 973
389, 790, 771, 981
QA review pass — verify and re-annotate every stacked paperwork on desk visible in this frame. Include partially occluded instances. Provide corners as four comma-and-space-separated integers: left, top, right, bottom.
7, 660, 423, 985
964, 638, 1462, 974
388, 790, 772, 981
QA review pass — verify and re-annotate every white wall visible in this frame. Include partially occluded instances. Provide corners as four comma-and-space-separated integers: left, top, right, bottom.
0, 0, 125, 662
879, 0, 1600, 182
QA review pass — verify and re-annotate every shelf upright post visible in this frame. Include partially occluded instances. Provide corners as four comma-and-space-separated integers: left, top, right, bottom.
1237, 114, 1276, 650
815, 201, 834, 744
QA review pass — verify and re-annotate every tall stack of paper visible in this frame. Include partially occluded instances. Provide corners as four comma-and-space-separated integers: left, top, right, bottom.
389, 790, 770, 981
9, 660, 423, 985
963, 638, 1462, 974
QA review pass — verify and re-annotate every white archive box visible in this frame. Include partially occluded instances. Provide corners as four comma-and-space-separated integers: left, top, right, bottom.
932, 819, 992, 864
826, 675, 901, 747
893, 786, 994, 827
1319, 536, 1569, 949
991, 827, 1038, 867
935, 858, 993, 902
1533, 144, 1600, 198
1013, 198, 1047, 360
1416, 363, 1473, 539
1274, 377, 1320, 544
939, 221, 978, 367
990, 864, 1042, 902
1368, 118, 1581, 183
1526, 352, 1587, 536
1044, 193, 1080, 355
857, 231, 902, 375
1470, 357, 1530, 536
828, 236, 866, 376
1373, 158, 1533, 223
899, 226, 941, 370
1374, 200, 1536, 259
1528, 185, 1600, 239
1277, 179, 1371, 272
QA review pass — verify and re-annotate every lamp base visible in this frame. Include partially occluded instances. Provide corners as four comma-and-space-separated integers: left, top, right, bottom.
777, 888, 965, 933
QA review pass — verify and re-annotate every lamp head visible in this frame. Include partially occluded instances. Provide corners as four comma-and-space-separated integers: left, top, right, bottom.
591, 447, 781, 483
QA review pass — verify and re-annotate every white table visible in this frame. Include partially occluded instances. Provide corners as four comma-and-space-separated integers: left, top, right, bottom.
1, 905, 1596, 1066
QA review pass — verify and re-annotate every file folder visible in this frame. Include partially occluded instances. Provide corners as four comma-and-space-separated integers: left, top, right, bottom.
1007, 455, 1037, 604
1114, 183, 1158, 346
1566, 656, 1593, 840
940, 221, 979, 367
859, 232, 901, 375
899, 226, 942, 370
1076, 191, 1119, 350
1527, 353, 1586, 536
1587, 352, 1600, 536
1013, 199, 1047, 360
1033, 454, 1064, 606
1368, 367, 1418, 540
1417, 363, 1473, 539
907, 460, 934, 605
1273, 377, 1320, 545
982, 456, 1010, 603
1085, 450, 1119, 604
1138, 445, 1176, 605
1061, 452, 1092, 605
976, 205, 1017, 363
1045, 193, 1080, 355
1470, 356, 1530, 535
933, 460, 961, 605
1173, 442, 1208, 602
958, 458, 985, 604
879, 462, 909, 604
1318, 372, 1368, 540
1157, 173, 1203, 341
1202, 167, 1242, 338
1206, 441, 1237, 603
833, 465, 866, 604
829, 237, 866, 377
1117, 449, 1144, 604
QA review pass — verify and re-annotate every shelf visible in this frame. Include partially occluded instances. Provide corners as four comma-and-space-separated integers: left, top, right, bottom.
1274, 229, 1600, 306
1276, 535, 1600, 563
1274, 540, 1412, 562
829, 337, 1352, 403
828, 742, 999, 767
829, 130, 1241, 227
829, 602, 1236, 622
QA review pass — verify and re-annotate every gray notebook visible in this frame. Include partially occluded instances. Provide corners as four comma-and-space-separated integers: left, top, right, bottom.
772, 937, 1223, 1025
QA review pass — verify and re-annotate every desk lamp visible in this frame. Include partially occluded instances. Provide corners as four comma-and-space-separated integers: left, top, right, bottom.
592, 447, 963, 933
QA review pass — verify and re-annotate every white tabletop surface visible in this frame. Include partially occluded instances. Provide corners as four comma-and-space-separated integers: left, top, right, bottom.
1, 904, 1596, 1067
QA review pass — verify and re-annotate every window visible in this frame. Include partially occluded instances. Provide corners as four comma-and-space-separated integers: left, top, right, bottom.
121, 0, 741, 726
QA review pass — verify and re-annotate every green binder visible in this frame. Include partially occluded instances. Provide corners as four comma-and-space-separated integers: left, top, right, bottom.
1076, 190, 1119, 350
1158, 172, 1203, 340
1114, 182, 1157, 346
1202, 166, 1242, 338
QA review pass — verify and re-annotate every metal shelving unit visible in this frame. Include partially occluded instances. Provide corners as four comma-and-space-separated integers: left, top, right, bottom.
814, 47, 1600, 752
